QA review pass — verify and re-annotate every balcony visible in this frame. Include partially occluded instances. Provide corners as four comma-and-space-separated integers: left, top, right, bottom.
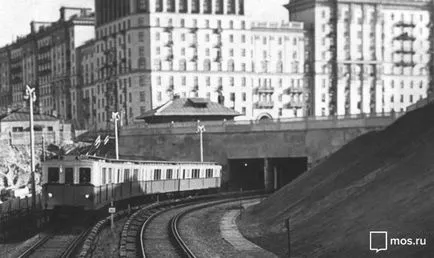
167, 84, 174, 92
164, 26, 174, 32
395, 61, 416, 67
255, 101, 274, 109
285, 100, 303, 109
190, 55, 198, 62
192, 84, 199, 92
394, 49, 415, 55
38, 44, 52, 52
394, 21, 416, 28
254, 87, 274, 94
215, 85, 223, 93
165, 40, 174, 47
285, 87, 303, 94
394, 33, 416, 41
165, 54, 174, 61
190, 27, 198, 33
213, 27, 223, 34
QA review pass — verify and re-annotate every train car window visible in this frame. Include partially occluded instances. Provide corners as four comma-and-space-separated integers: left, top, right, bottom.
65, 167, 74, 184
205, 169, 213, 178
192, 169, 200, 179
183, 169, 186, 179
79, 168, 91, 184
108, 168, 112, 183
117, 169, 121, 183
48, 167, 60, 183
102, 168, 107, 184
166, 169, 173, 179
124, 169, 130, 182
154, 169, 161, 180
133, 169, 139, 180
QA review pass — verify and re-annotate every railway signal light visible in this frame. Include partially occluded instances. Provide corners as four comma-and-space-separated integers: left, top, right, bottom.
24, 85, 37, 210
196, 121, 206, 163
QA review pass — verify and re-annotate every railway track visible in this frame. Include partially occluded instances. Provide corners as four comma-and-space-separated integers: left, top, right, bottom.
118, 195, 262, 258
17, 226, 92, 258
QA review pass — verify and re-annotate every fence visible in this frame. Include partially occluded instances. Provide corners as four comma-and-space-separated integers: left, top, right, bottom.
406, 94, 434, 112
122, 112, 404, 135
0, 131, 72, 145
0, 194, 43, 214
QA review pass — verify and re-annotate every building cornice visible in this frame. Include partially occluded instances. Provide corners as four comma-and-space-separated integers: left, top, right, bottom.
287, 0, 432, 12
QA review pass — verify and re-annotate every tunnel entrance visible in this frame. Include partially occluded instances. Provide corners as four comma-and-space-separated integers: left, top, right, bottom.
228, 157, 308, 191
229, 158, 264, 191
271, 157, 308, 190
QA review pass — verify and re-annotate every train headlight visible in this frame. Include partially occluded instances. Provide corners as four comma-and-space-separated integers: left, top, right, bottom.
48, 193, 53, 198
85, 194, 90, 199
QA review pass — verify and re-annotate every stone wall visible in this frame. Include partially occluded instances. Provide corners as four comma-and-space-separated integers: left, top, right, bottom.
120, 126, 383, 184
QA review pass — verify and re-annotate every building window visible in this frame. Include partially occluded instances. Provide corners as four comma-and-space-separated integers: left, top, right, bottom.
140, 92, 146, 102
179, 0, 188, 12
242, 107, 246, 114
192, 169, 200, 178
138, 0, 149, 12
230, 77, 235, 86
242, 92, 246, 101
157, 91, 162, 101
215, 0, 223, 14
182, 76, 186, 85
138, 31, 145, 42
203, 0, 212, 13
228, 60, 235, 71
238, 0, 244, 14
166, 169, 173, 179
179, 59, 186, 70
139, 46, 145, 57
227, 0, 235, 14
192, 0, 199, 13
204, 59, 211, 71
153, 169, 162, 180
156, 0, 163, 12
167, 0, 175, 12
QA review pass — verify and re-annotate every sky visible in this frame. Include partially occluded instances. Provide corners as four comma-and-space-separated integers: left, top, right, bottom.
0, 0, 289, 47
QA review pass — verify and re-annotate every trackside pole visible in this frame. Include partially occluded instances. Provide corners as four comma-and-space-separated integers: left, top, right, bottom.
286, 218, 291, 257
111, 200, 114, 230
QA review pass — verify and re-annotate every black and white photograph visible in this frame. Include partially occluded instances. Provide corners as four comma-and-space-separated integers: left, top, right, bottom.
0, 0, 433, 257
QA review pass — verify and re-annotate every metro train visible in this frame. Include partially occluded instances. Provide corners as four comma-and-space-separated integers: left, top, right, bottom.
41, 155, 222, 211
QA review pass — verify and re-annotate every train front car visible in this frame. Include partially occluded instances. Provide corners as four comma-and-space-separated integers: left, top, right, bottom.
42, 156, 97, 212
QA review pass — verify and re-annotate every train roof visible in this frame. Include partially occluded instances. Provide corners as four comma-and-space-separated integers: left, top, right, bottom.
44, 155, 220, 166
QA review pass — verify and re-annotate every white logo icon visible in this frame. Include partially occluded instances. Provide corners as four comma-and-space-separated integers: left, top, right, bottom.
370, 231, 388, 253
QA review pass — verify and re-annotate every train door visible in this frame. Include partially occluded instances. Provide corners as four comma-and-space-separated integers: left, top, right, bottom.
63, 166, 75, 205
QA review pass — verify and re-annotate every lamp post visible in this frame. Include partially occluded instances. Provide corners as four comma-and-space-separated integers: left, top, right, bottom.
24, 85, 37, 210
196, 121, 205, 162
112, 112, 120, 160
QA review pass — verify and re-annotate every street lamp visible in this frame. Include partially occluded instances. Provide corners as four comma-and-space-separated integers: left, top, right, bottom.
111, 112, 120, 160
24, 85, 37, 210
196, 120, 206, 162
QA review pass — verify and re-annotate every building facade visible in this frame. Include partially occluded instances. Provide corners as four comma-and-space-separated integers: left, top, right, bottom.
0, 7, 95, 121
286, 0, 434, 116
81, 0, 306, 130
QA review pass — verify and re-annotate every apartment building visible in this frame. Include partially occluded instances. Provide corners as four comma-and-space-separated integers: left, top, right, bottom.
0, 7, 95, 120
286, 0, 434, 116
79, 0, 306, 130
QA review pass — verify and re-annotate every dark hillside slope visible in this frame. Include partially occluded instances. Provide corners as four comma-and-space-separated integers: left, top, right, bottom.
239, 104, 434, 257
